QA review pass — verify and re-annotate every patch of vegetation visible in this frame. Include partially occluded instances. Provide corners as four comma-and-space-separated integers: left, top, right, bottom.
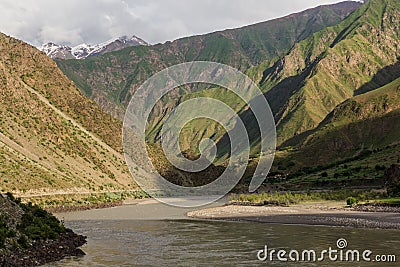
263, 143, 400, 191
374, 198, 400, 205
17, 202, 65, 240
28, 190, 150, 209
385, 163, 400, 197
228, 190, 387, 206
346, 197, 358, 206
3, 193, 66, 245
0, 215, 15, 248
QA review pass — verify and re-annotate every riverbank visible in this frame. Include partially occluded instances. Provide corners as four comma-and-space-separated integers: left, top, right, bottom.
45, 201, 123, 213
187, 201, 400, 229
16, 190, 150, 214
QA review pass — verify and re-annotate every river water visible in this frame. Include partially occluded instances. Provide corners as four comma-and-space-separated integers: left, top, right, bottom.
49, 200, 400, 267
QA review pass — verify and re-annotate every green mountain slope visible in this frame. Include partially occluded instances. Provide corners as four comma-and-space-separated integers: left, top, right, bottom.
289, 76, 400, 166
56, 1, 360, 119
265, 77, 400, 190
260, 0, 400, 145
212, 0, 400, 163
0, 33, 136, 198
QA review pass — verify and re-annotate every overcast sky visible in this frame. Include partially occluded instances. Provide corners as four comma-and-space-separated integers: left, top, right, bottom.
0, 0, 356, 47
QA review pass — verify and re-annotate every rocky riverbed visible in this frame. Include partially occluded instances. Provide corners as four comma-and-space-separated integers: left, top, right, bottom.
187, 201, 400, 229
353, 203, 400, 213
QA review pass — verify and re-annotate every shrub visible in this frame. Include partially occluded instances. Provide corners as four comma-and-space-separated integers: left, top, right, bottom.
353, 166, 362, 173
385, 164, 400, 197
375, 165, 386, 171
346, 197, 358, 206
0, 215, 13, 248
17, 234, 28, 248
17, 202, 66, 240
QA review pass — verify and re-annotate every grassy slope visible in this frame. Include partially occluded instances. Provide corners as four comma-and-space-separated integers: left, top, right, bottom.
145, 86, 245, 158
0, 33, 136, 197
257, 78, 400, 190
286, 77, 400, 166
260, 0, 400, 145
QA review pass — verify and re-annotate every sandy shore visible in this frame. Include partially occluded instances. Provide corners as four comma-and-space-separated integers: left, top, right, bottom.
187, 201, 400, 229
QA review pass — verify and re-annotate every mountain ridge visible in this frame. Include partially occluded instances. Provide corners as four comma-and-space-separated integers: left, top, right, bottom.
40, 35, 148, 59
56, 1, 360, 120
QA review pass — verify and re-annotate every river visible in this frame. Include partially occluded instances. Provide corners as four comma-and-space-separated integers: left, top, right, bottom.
48, 199, 400, 266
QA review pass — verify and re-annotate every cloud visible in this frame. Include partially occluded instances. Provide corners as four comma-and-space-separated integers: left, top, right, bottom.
0, 0, 353, 46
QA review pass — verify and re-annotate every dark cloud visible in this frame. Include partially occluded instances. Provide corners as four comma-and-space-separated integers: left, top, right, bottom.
0, 0, 355, 46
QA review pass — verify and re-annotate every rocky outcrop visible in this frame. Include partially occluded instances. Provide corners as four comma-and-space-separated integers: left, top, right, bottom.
0, 194, 87, 266
0, 229, 86, 267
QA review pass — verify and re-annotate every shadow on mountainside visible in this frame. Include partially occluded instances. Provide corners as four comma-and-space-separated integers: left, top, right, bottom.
354, 59, 400, 96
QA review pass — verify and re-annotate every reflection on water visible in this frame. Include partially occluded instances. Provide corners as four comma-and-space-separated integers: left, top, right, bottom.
48, 219, 400, 266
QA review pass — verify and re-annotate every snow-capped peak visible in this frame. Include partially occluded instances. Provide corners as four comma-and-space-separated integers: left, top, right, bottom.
39, 43, 72, 59
39, 35, 149, 59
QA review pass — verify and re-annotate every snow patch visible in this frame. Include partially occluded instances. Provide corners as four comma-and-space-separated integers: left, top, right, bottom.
39, 35, 148, 59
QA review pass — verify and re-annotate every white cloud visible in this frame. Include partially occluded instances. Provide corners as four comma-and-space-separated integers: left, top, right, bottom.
0, 0, 355, 46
